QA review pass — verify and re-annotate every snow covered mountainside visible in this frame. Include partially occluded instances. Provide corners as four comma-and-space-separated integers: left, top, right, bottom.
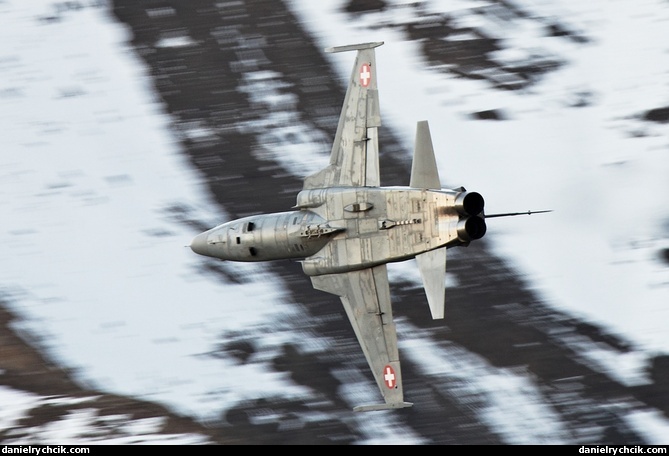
1, 0, 668, 444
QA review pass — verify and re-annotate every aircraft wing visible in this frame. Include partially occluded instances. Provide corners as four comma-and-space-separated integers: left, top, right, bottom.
303, 42, 383, 189
311, 265, 413, 411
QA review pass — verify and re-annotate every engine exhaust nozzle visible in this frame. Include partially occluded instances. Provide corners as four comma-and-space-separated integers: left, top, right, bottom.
455, 191, 485, 216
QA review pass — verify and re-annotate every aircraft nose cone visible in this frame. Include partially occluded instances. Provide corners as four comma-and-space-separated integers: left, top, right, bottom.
190, 232, 209, 256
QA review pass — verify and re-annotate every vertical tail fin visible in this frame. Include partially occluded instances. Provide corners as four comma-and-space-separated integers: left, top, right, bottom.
410, 120, 441, 190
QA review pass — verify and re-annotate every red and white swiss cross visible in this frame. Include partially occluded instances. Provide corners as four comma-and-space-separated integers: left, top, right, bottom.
359, 63, 372, 87
383, 364, 396, 389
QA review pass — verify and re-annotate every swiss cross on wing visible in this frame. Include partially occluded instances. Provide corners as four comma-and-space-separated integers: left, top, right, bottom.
383, 365, 396, 389
359, 63, 372, 87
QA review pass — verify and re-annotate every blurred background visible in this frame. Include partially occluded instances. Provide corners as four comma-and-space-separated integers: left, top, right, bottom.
1, 0, 668, 444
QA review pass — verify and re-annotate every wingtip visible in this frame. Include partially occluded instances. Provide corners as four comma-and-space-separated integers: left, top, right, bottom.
353, 401, 413, 412
325, 41, 384, 53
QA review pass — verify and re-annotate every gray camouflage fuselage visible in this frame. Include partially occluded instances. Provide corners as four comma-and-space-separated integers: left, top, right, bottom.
189, 41, 544, 412
190, 186, 486, 276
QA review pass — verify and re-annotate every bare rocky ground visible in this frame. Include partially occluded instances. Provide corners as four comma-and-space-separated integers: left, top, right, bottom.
2, 0, 669, 445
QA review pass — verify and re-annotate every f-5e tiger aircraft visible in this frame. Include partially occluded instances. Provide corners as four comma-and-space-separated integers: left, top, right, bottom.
190, 42, 549, 411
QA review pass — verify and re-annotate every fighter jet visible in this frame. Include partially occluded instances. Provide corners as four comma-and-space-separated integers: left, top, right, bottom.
190, 42, 549, 411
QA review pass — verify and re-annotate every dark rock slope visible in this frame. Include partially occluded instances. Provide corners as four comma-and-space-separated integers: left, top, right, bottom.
1, 0, 667, 445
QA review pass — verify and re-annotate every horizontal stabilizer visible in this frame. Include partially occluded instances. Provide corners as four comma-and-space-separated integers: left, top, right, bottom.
416, 248, 446, 319
410, 121, 441, 190
353, 401, 413, 412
